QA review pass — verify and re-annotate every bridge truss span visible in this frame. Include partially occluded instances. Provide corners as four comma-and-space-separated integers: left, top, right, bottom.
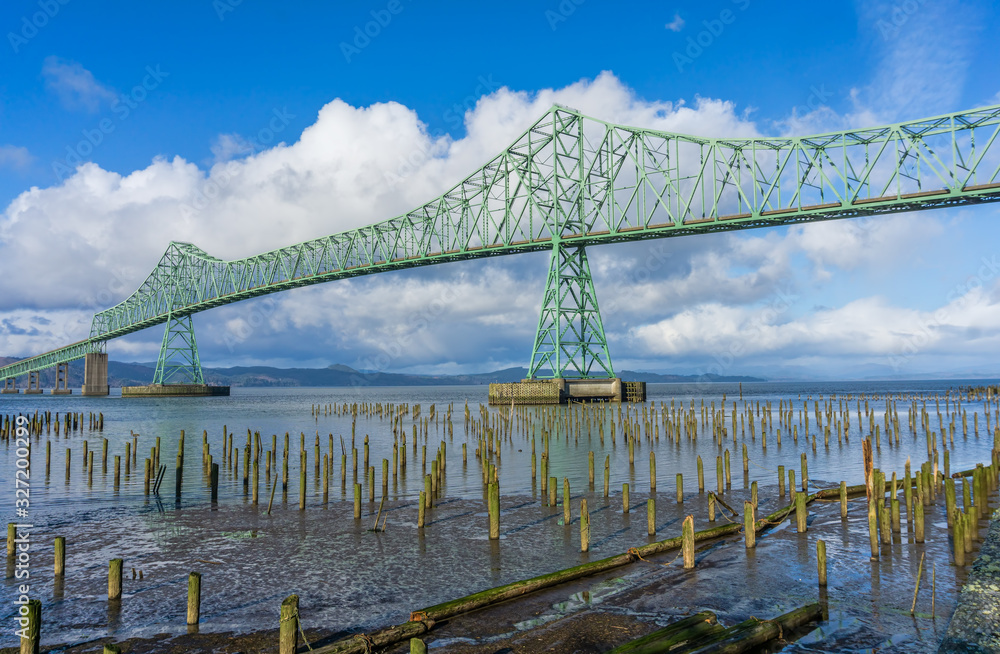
3, 103, 1000, 387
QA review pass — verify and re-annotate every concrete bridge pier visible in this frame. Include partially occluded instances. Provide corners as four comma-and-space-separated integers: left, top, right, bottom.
1, 378, 17, 394
52, 362, 72, 395
82, 352, 109, 396
25, 371, 42, 394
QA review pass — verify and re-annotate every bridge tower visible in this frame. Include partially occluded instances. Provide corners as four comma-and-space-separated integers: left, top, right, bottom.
527, 243, 613, 379
153, 313, 205, 385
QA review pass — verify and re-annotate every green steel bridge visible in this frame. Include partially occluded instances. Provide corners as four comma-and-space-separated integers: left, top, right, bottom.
2, 103, 1000, 389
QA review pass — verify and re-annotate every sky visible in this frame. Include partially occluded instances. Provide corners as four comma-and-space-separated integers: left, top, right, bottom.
1, 0, 1000, 381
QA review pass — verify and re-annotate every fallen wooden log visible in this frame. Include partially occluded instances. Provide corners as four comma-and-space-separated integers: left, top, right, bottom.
607, 611, 722, 654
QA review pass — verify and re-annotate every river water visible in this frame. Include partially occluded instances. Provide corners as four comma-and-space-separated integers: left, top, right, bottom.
0, 380, 997, 651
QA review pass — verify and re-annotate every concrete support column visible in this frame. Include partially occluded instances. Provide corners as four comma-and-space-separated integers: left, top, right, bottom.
0, 377, 18, 394
25, 371, 42, 394
53, 362, 72, 395
82, 352, 109, 396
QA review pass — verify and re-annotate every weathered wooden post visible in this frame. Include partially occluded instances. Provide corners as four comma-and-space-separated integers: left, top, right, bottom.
54, 537, 65, 577
953, 511, 966, 566
562, 478, 571, 524
682, 515, 695, 569
210, 463, 219, 503
20, 598, 40, 654
817, 539, 827, 587
187, 572, 202, 626
744, 501, 755, 548
279, 594, 299, 654
623, 483, 630, 514
915, 500, 925, 543
580, 498, 590, 552
795, 491, 807, 533
108, 558, 123, 600
676, 473, 683, 503
488, 482, 500, 540
647, 498, 656, 536
867, 498, 879, 560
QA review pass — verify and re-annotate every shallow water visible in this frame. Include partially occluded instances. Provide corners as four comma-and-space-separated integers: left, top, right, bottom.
0, 380, 996, 650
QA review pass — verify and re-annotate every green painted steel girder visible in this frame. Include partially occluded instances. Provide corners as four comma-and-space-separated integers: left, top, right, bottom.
152, 314, 205, 385
2, 103, 1000, 382
528, 244, 613, 379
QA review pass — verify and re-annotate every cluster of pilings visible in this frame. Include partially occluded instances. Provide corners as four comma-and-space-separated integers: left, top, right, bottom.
5, 387, 1000, 652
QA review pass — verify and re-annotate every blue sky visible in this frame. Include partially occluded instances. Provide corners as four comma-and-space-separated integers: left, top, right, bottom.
1, 0, 1000, 380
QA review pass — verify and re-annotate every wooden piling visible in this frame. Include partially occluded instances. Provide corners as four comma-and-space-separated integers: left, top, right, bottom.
299, 453, 307, 510
676, 473, 683, 503
604, 456, 610, 498
54, 536, 65, 576
279, 594, 299, 654
795, 491, 807, 533
817, 539, 827, 586
563, 478, 571, 525
20, 599, 40, 654
187, 572, 202, 626
915, 500, 925, 543
488, 482, 500, 540
580, 498, 589, 552
353, 483, 361, 519
954, 511, 966, 566
697, 456, 704, 492
682, 515, 695, 569
840, 481, 847, 518
744, 501, 755, 548
418, 492, 426, 528
108, 558, 123, 600
623, 483, 630, 514
647, 498, 656, 536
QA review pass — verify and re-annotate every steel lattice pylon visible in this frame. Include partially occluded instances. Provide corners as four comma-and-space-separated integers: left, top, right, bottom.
528, 244, 613, 379
152, 313, 205, 385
